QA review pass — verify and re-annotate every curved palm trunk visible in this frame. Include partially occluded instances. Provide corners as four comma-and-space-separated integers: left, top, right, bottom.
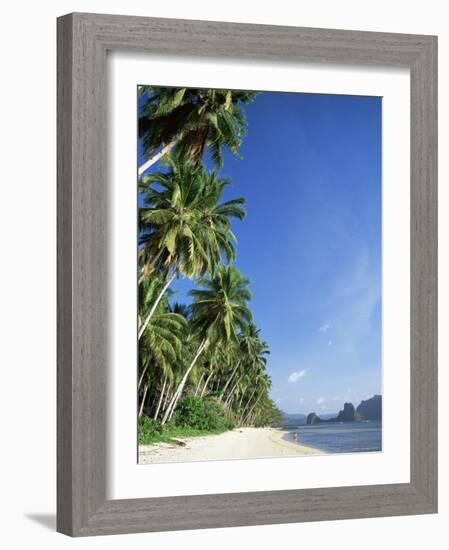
161, 339, 207, 425
226, 395, 235, 413
138, 272, 176, 340
243, 393, 262, 426
194, 373, 205, 397
138, 139, 178, 177
239, 387, 257, 424
238, 387, 247, 410
138, 358, 150, 390
166, 397, 178, 424
200, 370, 214, 398
138, 383, 149, 419
219, 362, 239, 401
153, 377, 167, 420
224, 377, 241, 408
162, 381, 172, 411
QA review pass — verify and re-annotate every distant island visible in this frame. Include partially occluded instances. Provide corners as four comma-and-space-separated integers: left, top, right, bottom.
356, 395, 383, 420
306, 395, 382, 425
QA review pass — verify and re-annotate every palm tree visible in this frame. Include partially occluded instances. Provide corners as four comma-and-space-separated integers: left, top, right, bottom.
214, 340, 239, 397
198, 343, 229, 398
239, 323, 269, 359
138, 156, 245, 339
221, 323, 269, 404
138, 87, 257, 176
242, 374, 272, 425
138, 310, 186, 418
137, 276, 187, 418
161, 265, 252, 424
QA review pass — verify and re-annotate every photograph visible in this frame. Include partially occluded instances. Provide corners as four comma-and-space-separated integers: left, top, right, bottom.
136, 85, 382, 464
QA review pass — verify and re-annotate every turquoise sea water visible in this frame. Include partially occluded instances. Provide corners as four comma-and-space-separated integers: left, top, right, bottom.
282, 420, 382, 453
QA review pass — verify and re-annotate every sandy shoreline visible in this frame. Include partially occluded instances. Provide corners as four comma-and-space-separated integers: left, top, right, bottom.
139, 427, 323, 464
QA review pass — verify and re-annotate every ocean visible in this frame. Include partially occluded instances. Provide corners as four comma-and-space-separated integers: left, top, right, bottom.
282, 420, 382, 453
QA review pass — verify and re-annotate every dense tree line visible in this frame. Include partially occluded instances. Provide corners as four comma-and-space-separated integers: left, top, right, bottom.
137, 87, 283, 436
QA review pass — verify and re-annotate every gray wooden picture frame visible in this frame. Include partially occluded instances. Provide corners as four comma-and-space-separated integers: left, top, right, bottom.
57, 12, 438, 537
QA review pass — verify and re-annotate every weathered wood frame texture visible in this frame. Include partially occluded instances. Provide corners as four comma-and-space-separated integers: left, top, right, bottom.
57, 12, 437, 537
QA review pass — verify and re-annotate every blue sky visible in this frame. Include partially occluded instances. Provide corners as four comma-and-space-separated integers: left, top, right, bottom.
140, 90, 382, 415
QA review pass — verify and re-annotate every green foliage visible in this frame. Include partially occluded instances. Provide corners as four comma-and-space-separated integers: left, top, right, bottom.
138, 398, 234, 446
137, 88, 282, 438
138, 417, 163, 444
172, 395, 234, 431
139, 310, 187, 376
190, 265, 252, 345
252, 398, 284, 427
139, 156, 245, 279
138, 86, 258, 168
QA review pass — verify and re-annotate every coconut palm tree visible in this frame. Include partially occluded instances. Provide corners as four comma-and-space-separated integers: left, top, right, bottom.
138, 87, 257, 176
239, 323, 269, 358
138, 156, 245, 339
199, 343, 235, 398
242, 374, 272, 425
137, 276, 187, 418
214, 339, 241, 399
138, 310, 186, 418
221, 323, 269, 405
161, 265, 252, 424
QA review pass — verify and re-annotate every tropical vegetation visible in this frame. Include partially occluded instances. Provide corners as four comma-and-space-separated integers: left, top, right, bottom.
138, 86, 283, 445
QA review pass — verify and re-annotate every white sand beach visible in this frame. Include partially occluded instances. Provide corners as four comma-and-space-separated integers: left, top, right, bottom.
139, 427, 323, 464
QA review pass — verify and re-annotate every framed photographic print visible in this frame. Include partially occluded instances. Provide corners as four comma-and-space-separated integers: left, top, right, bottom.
57, 13, 438, 536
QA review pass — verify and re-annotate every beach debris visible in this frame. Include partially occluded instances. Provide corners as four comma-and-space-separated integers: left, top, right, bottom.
170, 438, 187, 447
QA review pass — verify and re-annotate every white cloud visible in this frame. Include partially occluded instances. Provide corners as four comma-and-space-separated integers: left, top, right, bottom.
328, 340, 332, 346
288, 369, 306, 383
317, 396, 326, 405
318, 322, 332, 333
299, 397, 305, 403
